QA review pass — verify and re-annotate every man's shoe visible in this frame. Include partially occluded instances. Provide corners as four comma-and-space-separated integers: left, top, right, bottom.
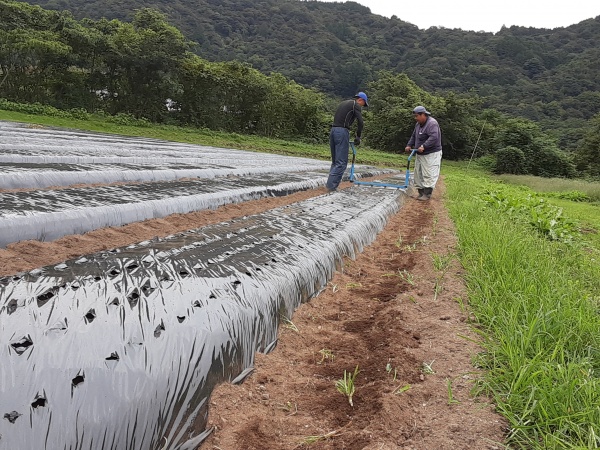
417, 194, 429, 201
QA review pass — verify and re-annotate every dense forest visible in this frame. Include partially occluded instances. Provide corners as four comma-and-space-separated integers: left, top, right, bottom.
22, 0, 600, 149
0, 0, 599, 177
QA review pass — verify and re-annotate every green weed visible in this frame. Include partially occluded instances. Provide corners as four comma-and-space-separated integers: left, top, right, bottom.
393, 384, 411, 395
445, 169, 600, 448
385, 360, 398, 381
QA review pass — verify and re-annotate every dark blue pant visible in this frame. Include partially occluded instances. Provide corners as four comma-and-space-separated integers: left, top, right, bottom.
326, 127, 350, 191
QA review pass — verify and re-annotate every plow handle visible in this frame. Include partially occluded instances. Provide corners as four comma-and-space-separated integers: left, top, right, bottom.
349, 141, 357, 182
406, 149, 417, 170
405, 149, 417, 187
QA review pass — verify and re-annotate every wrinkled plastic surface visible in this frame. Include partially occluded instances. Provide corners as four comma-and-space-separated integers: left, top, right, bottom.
0, 122, 393, 190
0, 122, 397, 247
0, 121, 326, 170
0, 187, 407, 450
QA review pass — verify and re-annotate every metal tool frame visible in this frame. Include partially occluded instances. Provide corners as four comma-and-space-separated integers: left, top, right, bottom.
348, 142, 417, 189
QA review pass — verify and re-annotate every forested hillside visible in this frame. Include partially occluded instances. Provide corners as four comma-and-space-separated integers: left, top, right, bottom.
24, 0, 600, 148
1, 0, 599, 177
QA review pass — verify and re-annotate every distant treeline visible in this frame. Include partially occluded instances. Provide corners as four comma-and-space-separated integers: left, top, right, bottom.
0, 2, 328, 141
22, 0, 600, 152
0, 1, 598, 178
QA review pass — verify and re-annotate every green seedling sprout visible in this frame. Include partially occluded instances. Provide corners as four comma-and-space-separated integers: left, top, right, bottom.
335, 366, 359, 406
280, 315, 299, 332
434, 277, 444, 301
394, 235, 403, 247
446, 379, 460, 405
431, 252, 454, 272
421, 360, 435, 375
385, 360, 398, 381
318, 349, 335, 364
393, 384, 411, 395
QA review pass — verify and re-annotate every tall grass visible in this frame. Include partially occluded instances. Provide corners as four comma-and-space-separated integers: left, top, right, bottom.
445, 171, 600, 449
495, 174, 600, 203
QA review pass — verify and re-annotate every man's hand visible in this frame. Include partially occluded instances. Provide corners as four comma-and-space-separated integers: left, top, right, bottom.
404, 146, 412, 153
418, 145, 425, 153
354, 137, 361, 146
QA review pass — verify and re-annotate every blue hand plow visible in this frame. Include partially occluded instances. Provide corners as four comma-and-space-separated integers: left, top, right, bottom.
348, 142, 417, 190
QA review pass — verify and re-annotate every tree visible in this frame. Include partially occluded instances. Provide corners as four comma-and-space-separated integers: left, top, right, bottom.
575, 114, 600, 177
101, 9, 192, 121
435, 92, 482, 160
494, 146, 526, 174
365, 71, 439, 151
493, 118, 575, 177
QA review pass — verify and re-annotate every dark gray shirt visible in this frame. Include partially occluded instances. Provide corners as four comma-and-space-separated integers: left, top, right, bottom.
332, 100, 364, 138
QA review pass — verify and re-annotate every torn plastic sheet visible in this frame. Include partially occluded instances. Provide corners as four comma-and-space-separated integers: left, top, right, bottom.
0, 168, 393, 247
0, 187, 407, 450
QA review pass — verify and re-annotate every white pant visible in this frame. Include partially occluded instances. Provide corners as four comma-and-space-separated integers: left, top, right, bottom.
414, 151, 442, 189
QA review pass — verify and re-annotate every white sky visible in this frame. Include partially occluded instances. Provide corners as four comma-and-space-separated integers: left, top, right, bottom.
318, 0, 600, 33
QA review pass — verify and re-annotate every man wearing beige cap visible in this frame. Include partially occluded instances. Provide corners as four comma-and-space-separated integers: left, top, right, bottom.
405, 106, 442, 201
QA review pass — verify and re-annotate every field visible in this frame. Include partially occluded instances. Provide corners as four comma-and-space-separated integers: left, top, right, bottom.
1, 113, 599, 449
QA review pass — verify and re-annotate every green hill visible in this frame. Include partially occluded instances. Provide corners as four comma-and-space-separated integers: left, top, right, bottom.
10, 0, 600, 147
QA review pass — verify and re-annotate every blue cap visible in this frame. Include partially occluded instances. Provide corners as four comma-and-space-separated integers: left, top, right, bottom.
413, 105, 431, 115
354, 92, 369, 107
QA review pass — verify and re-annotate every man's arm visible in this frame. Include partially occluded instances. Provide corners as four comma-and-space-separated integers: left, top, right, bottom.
355, 110, 364, 138
406, 127, 416, 148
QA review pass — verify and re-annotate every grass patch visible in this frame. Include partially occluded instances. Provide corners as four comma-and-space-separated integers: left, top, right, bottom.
494, 173, 600, 203
445, 169, 600, 449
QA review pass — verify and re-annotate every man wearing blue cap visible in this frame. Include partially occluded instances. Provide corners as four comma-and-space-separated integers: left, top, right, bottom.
405, 105, 442, 201
326, 92, 369, 192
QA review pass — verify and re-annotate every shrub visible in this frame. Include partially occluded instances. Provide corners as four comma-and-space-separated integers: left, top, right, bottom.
104, 113, 151, 127
543, 190, 591, 202
474, 154, 497, 171
494, 146, 526, 174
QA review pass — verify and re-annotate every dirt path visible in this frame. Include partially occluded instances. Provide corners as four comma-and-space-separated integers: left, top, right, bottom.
203, 180, 507, 450
0, 178, 507, 449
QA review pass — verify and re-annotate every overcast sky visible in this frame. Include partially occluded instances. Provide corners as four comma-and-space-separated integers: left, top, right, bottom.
318, 0, 600, 33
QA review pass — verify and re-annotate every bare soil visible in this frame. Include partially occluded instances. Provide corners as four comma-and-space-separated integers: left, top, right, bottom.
0, 178, 507, 449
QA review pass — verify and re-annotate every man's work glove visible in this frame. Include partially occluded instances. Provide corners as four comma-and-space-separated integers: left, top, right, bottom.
353, 137, 361, 146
